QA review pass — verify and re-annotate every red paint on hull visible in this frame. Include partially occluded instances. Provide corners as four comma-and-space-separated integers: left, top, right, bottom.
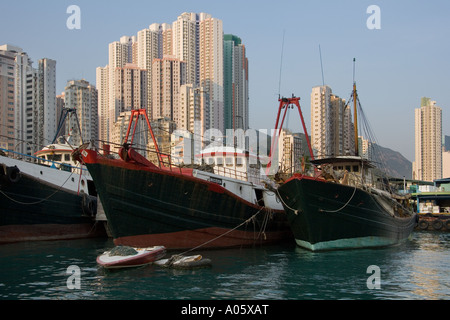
0, 223, 106, 244
114, 227, 293, 250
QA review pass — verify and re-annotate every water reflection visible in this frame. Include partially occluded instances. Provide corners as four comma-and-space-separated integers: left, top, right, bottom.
0, 232, 448, 300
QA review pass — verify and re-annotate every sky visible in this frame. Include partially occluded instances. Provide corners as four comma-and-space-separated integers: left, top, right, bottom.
1, 0, 449, 162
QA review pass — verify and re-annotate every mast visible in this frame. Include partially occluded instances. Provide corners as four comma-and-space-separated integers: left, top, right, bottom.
353, 58, 359, 156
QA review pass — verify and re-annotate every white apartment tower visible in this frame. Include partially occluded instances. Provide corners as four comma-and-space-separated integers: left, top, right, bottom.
0, 46, 20, 151
278, 129, 303, 174
115, 63, 148, 113
199, 15, 224, 133
0, 45, 57, 155
172, 13, 198, 86
311, 85, 332, 158
36, 58, 57, 149
311, 85, 355, 159
413, 97, 442, 181
152, 57, 185, 121
0, 45, 37, 155
64, 79, 98, 147
96, 66, 109, 143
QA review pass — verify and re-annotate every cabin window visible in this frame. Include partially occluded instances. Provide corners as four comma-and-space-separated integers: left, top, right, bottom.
216, 157, 223, 166
48, 154, 62, 161
226, 157, 234, 167
207, 158, 214, 166
236, 157, 244, 167
345, 166, 351, 172
65, 154, 71, 161
352, 165, 359, 172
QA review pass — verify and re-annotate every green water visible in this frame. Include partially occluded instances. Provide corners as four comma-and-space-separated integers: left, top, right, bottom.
0, 231, 449, 301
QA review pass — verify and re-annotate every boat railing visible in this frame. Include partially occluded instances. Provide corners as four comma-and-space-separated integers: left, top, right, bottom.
214, 166, 248, 181
0, 147, 85, 175
147, 147, 266, 184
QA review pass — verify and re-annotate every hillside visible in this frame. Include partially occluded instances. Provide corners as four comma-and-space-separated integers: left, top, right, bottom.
294, 133, 412, 179
372, 144, 412, 179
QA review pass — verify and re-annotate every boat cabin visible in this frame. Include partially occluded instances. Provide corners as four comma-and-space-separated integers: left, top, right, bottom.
195, 146, 264, 184
35, 143, 82, 173
311, 156, 376, 187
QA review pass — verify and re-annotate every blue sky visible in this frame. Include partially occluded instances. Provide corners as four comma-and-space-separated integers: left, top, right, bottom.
1, 0, 449, 161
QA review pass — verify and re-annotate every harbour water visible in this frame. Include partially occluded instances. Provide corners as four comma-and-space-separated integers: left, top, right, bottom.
0, 231, 448, 301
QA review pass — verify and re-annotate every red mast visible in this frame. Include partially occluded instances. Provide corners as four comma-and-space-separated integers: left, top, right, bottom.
267, 96, 314, 175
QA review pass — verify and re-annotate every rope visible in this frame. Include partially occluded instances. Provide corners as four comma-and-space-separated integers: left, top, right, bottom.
177, 206, 266, 256
275, 188, 299, 215
320, 183, 358, 213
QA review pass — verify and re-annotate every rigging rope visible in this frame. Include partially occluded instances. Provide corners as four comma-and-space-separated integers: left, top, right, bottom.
177, 206, 267, 256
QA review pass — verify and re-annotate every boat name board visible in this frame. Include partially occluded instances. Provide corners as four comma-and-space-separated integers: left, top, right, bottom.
209, 177, 223, 185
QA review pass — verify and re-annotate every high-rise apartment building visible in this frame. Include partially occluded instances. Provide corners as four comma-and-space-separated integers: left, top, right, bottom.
0, 47, 18, 151
35, 58, 57, 149
311, 85, 355, 159
152, 57, 185, 121
172, 13, 198, 86
178, 84, 209, 147
199, 15, 224, 133
413, 97, 442, 181
97, 12, 239, 152
278, 129, 303, 174
96, 66, 109, 142
64, 79, 98, 147
115, 63, 148, 113
223, 34, 249, 133
0, 45, 57, 155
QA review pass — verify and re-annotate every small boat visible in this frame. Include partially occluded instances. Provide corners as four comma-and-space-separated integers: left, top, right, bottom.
97, 245, 166, 269
154, 254, 212, 269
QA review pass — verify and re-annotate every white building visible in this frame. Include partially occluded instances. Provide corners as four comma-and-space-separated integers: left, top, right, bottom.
413, 97, 442, 181
64, 79, 98, 147
35, 58, 57, 149
0, 45, 57, 155
311, 85, 355, 159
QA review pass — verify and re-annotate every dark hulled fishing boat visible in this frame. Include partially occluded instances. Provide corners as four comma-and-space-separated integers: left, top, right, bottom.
271, 80, 417, 251
0, 143, 101, 243
74, 109, 291, 250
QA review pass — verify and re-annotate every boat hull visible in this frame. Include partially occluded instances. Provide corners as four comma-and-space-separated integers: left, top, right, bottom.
0, 162, 103, 243
81, 150, 292, 250
278, 175, 418, 251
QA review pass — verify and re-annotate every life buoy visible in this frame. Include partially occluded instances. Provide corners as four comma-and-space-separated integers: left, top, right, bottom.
6, 166, 21, 183
444, 220, 450, 231
432, 219, 443, 231
81, 193, 97, 218
418, 220, 429, 230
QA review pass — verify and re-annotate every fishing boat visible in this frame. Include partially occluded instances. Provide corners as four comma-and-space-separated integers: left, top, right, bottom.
0, 141, 102, 243
272, 79, 417, 251
97, 245, 166, 269
74, 109, 292, 250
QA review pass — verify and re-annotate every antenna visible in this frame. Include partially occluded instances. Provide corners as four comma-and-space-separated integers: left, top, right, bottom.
319, 45, 325, 86
278, 30, 285, 98
353, 57, 356, 84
